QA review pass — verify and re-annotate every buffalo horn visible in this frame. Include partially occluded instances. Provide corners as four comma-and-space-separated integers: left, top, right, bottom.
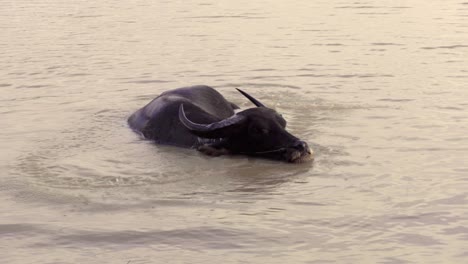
179, 104, 245, 138
236, 88, 266, 107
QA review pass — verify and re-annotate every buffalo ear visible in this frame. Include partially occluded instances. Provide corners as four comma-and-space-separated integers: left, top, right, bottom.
179, 104, 247, 139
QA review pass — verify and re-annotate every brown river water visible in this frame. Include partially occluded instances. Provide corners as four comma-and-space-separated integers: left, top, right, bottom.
1, 0, 468, 263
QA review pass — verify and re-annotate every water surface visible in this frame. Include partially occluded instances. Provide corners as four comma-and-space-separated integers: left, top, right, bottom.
1, 0, 468, 263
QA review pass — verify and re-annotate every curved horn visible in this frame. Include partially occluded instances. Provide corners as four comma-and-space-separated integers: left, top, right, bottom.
236, 88, 266, 107
179, 104, 246, 138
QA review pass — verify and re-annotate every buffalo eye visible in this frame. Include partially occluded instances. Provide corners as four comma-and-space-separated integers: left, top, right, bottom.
250, 126, 269, 135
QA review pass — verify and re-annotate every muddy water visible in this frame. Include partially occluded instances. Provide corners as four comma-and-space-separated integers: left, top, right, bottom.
1, 0, 468, 263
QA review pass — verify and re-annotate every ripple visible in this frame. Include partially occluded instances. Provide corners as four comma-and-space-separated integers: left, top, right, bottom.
123, 79, 173, 84
422, 45, 468, 50
16, 85, 50, 89
49, 226, 253, 249
370, 42, 404, 46
447, 137, 468, 142
251, 68, 277, 72
443, 226, 468, 237
378, 98, 414, 102
297, 73, 394, 78
433, 194, 468, 205
448, 75, 468, 78
336, 6, 380, 9
0, 224, 43, 236
182, 15, 268, 20
391, 233, 442, 246
65, 73, 92, 77
222, 82, 302, 90
397, 147, 468, 152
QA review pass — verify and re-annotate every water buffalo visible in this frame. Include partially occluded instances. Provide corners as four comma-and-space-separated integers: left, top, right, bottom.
128, 85, 313, 163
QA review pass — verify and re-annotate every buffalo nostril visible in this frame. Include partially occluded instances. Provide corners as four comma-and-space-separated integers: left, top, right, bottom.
293, 141, 308, 151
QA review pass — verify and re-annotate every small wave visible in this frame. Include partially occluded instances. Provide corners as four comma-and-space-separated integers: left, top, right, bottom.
336, 6, 380, 9
16, 85, 50, 89
297, 73, 394, 78
391, 233, 442, 246
182, 15, 268, 20
371, 43, 404, 46
421, 45, 468, 50
40, 226, 255, 249
222, 82, 302, 90
123, 79, 173, 84
378, 98, 414, 102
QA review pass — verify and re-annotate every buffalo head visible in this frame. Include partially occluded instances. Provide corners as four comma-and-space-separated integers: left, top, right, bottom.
179, 89, 313, 163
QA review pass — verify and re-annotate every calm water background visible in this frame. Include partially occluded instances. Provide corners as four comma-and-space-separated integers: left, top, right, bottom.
1, 0, 468, 263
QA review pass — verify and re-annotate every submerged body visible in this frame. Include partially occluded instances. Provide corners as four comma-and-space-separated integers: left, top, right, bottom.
128, 85, 312, 163
128, 85, 236, 148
